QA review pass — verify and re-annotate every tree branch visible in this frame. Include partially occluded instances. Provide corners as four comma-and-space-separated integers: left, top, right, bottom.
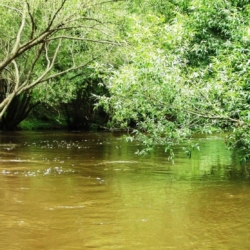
12, 60, 20, 90
93, 0, 125, 6
43, 56, 98, 82
26, 0, 36, 39
17, 40, 62, 94
47, 36, 121, 45
24, 44, 45, 85
0, 3, 27, 71
0, 92, 17, 119
11, 3, 27, 55
0, 4, 22, 14
46, 0, 67, 31
187, 109, 240, 122
19, 56, 98, 93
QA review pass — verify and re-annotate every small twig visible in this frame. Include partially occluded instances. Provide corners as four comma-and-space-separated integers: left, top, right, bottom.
187, 109, 240, 122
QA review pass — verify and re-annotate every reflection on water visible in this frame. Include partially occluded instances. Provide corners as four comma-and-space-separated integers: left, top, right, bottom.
0, 131, 250, 250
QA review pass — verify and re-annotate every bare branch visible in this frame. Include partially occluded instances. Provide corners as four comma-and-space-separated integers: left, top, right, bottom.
41, 56, 98, 83
0, 3, 27, 72
18, 30, 54, 53
19, 56, 97, 93
0, 4, 22, 14
0, 91, 17, 119
46, 0, 67, 31
23, 44, 45, 85
93, 0, 125, 6
45, 43, 51, 69
47, 35, 121, 45
12, 60, 19, 90
26, 1, 36, 39
54, 23, 114, 38
187, 109, 239, 122
11, 3, 27, 54
62, 17, 104, 26
17, 40, 62, 94
0, 29, 55, 72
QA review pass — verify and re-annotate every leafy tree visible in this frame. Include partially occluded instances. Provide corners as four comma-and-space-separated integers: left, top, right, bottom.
96, 0, 250, 159
181, 0, 250, 159
1, 0, 250, 162
182, 0, 248, 66
96, 12, 190, 156
0, 0, 121, 128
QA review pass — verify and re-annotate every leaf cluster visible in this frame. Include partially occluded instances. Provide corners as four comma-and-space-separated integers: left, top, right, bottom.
95, 0, 250, 159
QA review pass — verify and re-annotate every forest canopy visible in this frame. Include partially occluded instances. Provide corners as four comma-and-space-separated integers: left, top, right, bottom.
0, 0, 250, 160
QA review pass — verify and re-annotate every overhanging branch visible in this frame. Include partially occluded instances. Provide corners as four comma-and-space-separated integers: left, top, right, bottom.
187, 110, 240, 122
47, 36, 121, 45
18, 56, 97, 93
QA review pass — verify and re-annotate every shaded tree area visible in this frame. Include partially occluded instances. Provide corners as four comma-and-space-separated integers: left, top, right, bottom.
30, 68, 110, 131
0, 77, 39, 130
60, 79, 107, 131
0, 91, 38, 130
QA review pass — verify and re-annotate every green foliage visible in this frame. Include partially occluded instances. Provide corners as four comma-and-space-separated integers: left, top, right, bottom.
95, 11, 189, 157
1, 0, 250, 161
182, 0, 248, 66
227, 124, 250, 162
94, 0, 250, 160
0, 0, 123, 129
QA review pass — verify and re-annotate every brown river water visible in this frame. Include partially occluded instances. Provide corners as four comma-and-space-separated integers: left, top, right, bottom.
0, 131, 250, 250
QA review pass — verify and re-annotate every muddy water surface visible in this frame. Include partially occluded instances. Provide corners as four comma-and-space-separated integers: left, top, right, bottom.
0, 131, 250, 249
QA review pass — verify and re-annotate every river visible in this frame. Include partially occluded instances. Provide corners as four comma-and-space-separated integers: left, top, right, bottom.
0, 131, 249, 249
